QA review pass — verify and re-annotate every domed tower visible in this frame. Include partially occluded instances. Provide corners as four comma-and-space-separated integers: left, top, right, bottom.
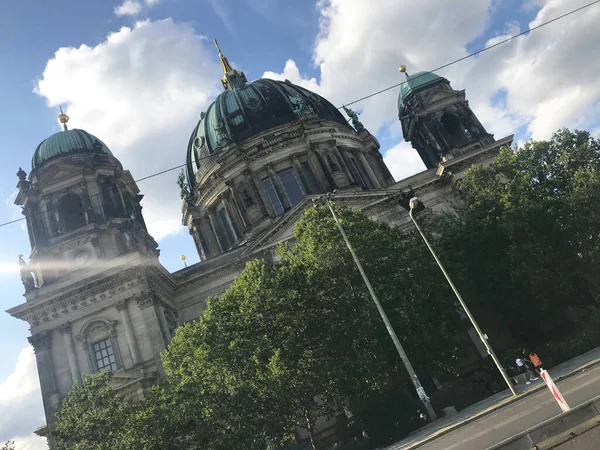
398, 67, 494, 169
9, 113, 177, 449
182, 41, 395, 260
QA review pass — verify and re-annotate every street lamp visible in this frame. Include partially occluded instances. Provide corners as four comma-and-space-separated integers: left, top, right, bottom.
316, 192, 437, 421
408, 197, 517, 397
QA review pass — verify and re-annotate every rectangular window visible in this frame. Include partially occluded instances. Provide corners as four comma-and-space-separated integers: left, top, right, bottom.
93, 338, 118, 372
300, 163, 319, 194
262, 177, 285, 216
277, 168, 305, 207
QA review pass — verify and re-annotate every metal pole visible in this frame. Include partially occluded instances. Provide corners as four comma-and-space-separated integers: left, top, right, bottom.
324, 196, 437, 420
408, 208, 517, 396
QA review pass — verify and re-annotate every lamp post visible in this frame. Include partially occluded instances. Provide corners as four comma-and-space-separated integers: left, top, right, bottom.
408, 197, 517, 397
316, 192, 437, 421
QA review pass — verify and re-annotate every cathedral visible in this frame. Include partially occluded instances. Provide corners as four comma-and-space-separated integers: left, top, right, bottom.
8, 44, 512, 448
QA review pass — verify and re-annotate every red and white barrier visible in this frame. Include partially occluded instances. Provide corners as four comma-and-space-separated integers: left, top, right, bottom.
540, 369, 570, 412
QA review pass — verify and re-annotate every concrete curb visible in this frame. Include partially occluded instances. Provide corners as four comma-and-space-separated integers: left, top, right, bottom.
398, 353, 600, 450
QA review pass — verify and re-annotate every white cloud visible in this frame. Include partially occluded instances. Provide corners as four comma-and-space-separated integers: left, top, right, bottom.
263, 59, 322, 93
35, 19, 222, 240
383, 141, 426, 182
114, 0, 161, 16
264, 0, 600, 172
0, 346, 47, 449
114, 0, 143, 16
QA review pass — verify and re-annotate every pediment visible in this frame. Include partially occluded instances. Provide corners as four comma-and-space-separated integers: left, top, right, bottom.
421, 89, 462, 107
36, 162, 84, 185
242, 191, 401, 255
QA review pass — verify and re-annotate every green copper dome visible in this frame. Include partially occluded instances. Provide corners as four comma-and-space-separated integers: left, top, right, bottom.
32, 129, 112, 169
398, 71, 447, 112
185, 78, 350, 188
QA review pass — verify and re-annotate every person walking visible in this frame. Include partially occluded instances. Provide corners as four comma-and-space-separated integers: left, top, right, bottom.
523, 353, 540, 381
528, 352, 543, 378
516, 356, 532, 384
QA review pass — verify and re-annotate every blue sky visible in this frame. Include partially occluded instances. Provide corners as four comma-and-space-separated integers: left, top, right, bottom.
1, 0, 599, 447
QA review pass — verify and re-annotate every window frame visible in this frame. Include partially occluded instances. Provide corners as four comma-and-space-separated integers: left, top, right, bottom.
76, 319, 123, 373
91, 337, 119, 372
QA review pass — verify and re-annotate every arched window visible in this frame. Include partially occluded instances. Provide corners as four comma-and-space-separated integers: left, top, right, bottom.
441, 113, 468, 148
76, 319, 121, 373
59, 194, 87, 233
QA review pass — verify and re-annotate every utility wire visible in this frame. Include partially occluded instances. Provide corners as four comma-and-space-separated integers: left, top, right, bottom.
1, 0, 597, 230
339, 0, 600, 109
2, 151, 224, 229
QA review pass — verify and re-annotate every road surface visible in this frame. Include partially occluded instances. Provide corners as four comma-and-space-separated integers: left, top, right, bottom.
389, 362, 600, 449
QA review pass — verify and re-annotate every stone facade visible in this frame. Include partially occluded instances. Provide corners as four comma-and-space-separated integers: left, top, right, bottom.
8, 65, 512, 448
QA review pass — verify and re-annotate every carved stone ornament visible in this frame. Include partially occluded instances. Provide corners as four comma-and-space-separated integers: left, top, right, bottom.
116, 299, 128, 311
28, 332, 52, 353
59, 323, 72, 335
18, 254, 36, 292
137, 293, 156, 310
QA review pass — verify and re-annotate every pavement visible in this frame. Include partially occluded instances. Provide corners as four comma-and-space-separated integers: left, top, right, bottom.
384, 346, 600, 450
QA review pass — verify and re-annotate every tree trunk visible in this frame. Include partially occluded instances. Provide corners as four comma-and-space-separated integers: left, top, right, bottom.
305, 410, 320, 450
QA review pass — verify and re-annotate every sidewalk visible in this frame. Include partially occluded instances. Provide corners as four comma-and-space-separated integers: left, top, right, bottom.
385, 346, 600, 450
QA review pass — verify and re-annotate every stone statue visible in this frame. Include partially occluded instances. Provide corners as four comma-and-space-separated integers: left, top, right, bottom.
215, 119, 231, 147
342, 105, 365, 132
289, 95, 317, 120
16, 167, 27, 182
18, 254, 36, 291
176, 169, 189, 199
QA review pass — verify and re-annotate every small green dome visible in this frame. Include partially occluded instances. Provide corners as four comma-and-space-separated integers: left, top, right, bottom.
32, 129, 112, 169
398, 71, 447, 112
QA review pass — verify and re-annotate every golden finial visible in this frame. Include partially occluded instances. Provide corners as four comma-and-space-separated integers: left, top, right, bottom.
58, 105, 69, 131
213, 38, 237, 90
180, 253, 187, 268
399, 65, 410, 77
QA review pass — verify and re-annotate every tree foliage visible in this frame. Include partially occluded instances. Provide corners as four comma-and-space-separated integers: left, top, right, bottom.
434, 129, 600, 343
162, 205, 465, 449
54, 372, 134, 450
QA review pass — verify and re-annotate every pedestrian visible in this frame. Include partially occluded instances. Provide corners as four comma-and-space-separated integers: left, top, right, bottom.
515, 356, 531, 384
528, 352, 543, 377
522, 353, 540, 380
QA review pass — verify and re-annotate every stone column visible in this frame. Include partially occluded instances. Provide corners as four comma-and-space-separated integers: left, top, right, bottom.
190, 226, 207, 261
370, 149, 395, 185
116, 299, 141, 366
59, 323, 80, 383
267, 164, 290, 209
154, 301, 172, 345
307, 146, 329, 192
332, 144, 356, 185
244, 170, 268, 216
220, 194, 240, 239
357, 152, 382, 188
291, 156, 311, 194
116, 184, 128, 217
28, 332, 60, 426
226, 182, 248, 228
207, 211, 224, 253
199, 217, 218, 258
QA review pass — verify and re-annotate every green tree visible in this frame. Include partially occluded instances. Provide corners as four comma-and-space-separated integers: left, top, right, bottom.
54, 372, 135, 450
163, 205, 465, 449
1, 441, 15, 450
434, 129, 600, 344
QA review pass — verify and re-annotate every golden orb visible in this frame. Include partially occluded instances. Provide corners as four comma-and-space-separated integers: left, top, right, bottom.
180, 254, 187, 261
58, 113, 69, 124
398, 65, 407, 73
